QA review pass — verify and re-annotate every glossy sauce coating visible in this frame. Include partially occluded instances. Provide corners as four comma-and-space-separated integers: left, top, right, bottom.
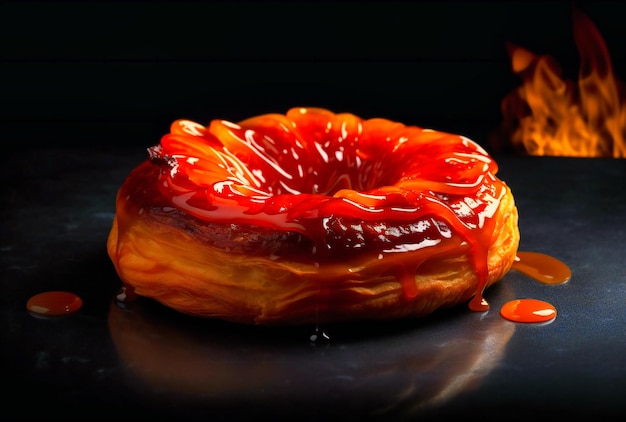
26, 291, 83, 316
132, 107, 511, 310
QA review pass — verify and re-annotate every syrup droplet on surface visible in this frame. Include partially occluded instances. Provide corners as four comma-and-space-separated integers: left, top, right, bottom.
512, 251, 571, 284
309, 328, 331, 344
500, 299, 557, 323
26, 291, 83, 316
115, 285, 137, 303
468, 294, 489, 312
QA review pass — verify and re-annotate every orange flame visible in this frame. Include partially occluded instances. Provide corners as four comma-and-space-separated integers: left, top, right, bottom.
497, 8, 626, 158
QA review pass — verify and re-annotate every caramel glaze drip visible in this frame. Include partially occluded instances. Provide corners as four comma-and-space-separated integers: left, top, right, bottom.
512, 251, 571, 285
123, 108, 510, 312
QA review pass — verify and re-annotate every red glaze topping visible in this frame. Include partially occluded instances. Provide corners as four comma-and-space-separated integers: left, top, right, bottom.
142, 107, 508, 308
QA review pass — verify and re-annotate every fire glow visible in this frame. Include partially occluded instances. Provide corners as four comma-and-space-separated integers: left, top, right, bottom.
497, 8, 626, 158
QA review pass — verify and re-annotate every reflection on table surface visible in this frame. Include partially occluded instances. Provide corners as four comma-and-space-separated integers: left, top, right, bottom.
108, 283, 516, 420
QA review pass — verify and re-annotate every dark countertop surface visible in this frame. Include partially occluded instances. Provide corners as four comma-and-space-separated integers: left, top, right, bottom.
3, 147, 626, 421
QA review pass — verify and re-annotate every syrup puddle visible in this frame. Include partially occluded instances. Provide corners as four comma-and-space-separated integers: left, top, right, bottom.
26, 291, 83, 317
511, 251, 571, 285
500, 299, 557, 323
501, 251, 571, 323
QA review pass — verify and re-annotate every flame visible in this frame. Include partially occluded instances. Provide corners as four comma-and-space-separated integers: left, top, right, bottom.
496, 8, 626, 158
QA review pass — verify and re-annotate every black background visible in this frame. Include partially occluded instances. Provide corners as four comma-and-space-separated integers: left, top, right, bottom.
4, 0, 626, 153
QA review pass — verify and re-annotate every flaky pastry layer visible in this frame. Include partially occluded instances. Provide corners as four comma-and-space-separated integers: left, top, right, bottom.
107, 185, 519, 325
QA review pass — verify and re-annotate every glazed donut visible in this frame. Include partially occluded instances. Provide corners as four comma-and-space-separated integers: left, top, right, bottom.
107, 107, 519, 325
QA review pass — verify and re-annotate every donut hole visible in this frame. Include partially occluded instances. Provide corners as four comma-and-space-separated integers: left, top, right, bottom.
214, 108, 420, 198
236, 133, 408, 197
277, 154, 405, 196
